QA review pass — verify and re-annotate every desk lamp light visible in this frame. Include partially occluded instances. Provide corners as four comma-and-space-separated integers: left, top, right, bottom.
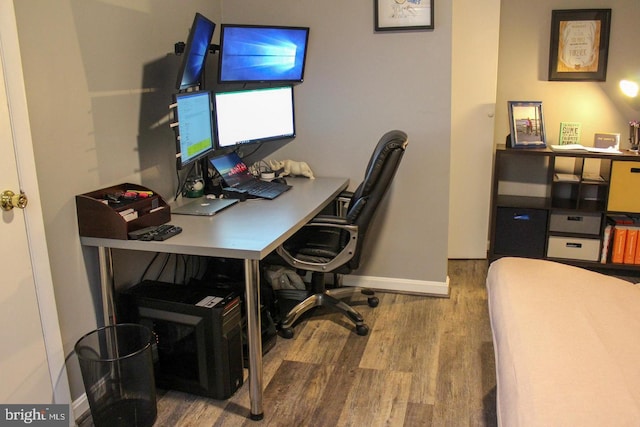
620, 79, 639, 98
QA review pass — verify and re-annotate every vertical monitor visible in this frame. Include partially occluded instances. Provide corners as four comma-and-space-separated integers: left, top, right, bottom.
176, 13, 216, 91
214, 86, 295, 148
217, 24, 309, 84
174, 91, 215, 169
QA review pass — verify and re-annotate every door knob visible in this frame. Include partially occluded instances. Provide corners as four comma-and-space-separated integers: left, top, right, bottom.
1, 190, 28, 211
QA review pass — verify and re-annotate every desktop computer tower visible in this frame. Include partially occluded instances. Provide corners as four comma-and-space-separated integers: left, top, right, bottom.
120, 280, 244, 400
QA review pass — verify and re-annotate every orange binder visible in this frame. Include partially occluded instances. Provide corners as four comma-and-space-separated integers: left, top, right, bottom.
634, 231, 640, 264
612, 226, 627, 264
624, 227, 638, 264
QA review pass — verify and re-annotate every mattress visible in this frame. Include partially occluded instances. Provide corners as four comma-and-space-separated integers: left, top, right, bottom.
486, 257, 640, 426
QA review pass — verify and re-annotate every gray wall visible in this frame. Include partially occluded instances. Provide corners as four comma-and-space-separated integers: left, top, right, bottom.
221, 0, 452, 283
14, 0, 452, 403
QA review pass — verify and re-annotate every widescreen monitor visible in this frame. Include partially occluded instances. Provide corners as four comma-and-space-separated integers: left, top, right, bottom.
214, 86, 295, 148
217, 24, 309, 84
174, 90, 215, 169
176, 13, 216, 91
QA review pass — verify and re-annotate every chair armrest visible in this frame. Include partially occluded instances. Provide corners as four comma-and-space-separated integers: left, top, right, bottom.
276, 221, 359, 273
309, 215, 349, 225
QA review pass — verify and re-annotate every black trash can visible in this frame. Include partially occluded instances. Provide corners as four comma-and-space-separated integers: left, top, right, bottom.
75, 323, 157, 427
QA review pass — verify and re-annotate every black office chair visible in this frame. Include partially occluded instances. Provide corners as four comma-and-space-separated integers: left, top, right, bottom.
273, 130, 408, 338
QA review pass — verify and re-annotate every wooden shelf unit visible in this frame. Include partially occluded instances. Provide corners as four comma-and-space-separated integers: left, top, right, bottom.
489, 145, 640, 273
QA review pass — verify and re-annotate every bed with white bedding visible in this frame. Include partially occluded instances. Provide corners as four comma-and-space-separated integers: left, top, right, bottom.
486, 257, 640, 426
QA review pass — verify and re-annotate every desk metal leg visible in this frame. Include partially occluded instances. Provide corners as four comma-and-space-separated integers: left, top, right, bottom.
96, 247, 264, 417
98, 247, 117, 326
244, 259, 264, 420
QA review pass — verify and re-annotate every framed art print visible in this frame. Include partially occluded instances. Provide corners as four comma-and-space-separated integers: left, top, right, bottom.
508, 101, 546, 148
548, 9, 611, 81
375, 0, 434, 31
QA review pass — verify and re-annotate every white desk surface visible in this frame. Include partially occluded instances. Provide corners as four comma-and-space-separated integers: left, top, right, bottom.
80, 177, 349, 260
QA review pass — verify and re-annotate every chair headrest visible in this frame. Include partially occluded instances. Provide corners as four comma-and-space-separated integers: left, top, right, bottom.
352, 130, 408, 203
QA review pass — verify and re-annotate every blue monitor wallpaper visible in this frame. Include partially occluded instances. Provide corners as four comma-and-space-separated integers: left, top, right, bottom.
218, 26, 309, 83
176, 13, 216, 90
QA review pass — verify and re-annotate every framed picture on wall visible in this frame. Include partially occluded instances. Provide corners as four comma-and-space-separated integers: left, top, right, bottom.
374, 0, 434, 31
508, 101, 546, 148
548, 9, 611, 81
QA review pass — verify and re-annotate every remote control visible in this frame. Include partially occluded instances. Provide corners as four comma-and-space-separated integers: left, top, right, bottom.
128, 225, 160, 240
137, 224, 175, 241
154, 226, 182, 241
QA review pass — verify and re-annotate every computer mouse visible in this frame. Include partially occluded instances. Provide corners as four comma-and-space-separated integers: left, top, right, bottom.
272, 177, 287, 185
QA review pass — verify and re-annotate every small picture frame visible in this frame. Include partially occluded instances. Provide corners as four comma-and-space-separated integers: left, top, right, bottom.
375, 0, 434, 31
508, 101, 546, 148
593, 132, 620, 150
548, 9, 611, 81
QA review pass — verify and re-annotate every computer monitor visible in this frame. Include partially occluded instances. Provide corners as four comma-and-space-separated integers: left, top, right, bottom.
173, 90, 215, 169
214, 86, 295, 148
176, 13, 216, 91
217, 24, 309, 84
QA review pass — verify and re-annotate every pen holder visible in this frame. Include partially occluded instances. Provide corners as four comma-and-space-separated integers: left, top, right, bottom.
76, 183, 170, 239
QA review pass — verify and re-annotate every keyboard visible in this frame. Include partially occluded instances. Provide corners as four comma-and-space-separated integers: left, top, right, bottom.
238, 180, 291, 199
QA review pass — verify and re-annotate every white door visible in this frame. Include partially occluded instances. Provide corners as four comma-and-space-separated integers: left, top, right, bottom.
0, 1, 70, 407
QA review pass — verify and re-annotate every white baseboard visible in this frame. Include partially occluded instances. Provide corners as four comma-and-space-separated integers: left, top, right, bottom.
342, 274, 450, 297
72, 393, 89, 425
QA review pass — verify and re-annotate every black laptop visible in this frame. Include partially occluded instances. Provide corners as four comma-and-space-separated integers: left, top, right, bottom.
210, 152, 291, 199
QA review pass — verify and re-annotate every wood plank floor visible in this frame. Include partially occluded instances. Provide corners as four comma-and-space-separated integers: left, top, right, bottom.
79, 260, 497, 426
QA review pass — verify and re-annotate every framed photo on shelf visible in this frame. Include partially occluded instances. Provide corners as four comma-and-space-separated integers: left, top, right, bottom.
508, 101, 546, 148
548, 9, 611, 81
374, 0, 434, 31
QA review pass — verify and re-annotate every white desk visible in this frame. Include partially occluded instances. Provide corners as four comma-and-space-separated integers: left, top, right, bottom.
80, 177, 348, 420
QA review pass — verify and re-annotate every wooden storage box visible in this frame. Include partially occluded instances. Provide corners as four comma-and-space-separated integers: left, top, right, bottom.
76, 183, 170, 239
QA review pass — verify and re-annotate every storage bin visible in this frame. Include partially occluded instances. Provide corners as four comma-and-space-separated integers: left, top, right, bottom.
608, 161, 640, 213
549, 211, 601, 235
494, 207, 548, 258
547, 236, 600, 261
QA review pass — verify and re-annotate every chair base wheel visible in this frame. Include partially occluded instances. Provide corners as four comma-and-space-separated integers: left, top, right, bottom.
355, 324, 369, 336
279, 327, 294, 339
368, 296, 379, 307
